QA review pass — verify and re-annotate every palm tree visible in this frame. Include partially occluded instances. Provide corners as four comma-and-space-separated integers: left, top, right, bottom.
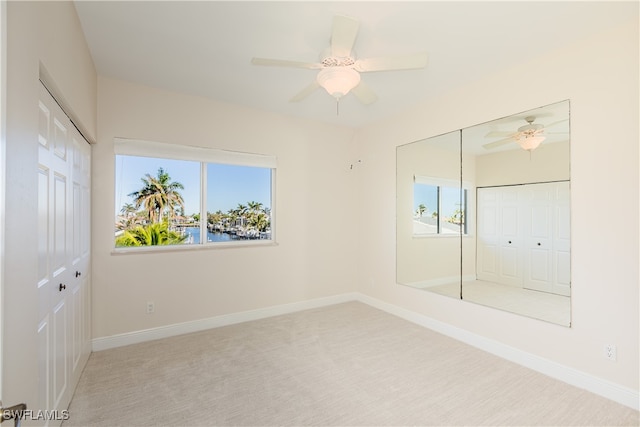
116, 202, 145, 230
115, 213, 146, 231
247, 201, 263, 213
128, 167, 185, 224
115, 221, 187, 247
207, 210, 223, 230
416, 204, 427, 217
236, 203, 248, 218
227, 203, 247, 228
120, 203, 137, 217
248, 211, 270, 232
245, 201, 269, 233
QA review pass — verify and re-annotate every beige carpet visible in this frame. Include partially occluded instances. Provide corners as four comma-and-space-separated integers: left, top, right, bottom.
64, 302, 639, 426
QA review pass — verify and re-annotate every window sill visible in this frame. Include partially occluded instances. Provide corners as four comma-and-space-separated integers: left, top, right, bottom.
412, 234, 474, 239
111, 240, 278, 255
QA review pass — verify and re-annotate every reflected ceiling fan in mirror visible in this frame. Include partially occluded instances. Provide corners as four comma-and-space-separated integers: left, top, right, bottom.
483, 116, 568, 152
251, 15, 428, 110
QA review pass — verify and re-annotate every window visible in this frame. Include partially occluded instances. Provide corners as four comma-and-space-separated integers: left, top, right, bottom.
114, 139, 275, 249
413, 176, 467, 235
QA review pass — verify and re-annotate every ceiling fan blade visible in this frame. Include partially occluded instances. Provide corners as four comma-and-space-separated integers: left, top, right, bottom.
354, 52, 428, 72
543, 118, 569, 129
485, 130, 515, 138
331, 15, 359, 58
483, 137, 516, 150
351, 81, 378, 105
251, 57, 322, 70
290, 81, 320, 102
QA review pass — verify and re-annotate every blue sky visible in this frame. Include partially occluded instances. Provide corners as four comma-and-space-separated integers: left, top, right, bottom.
115, 155, 271, 217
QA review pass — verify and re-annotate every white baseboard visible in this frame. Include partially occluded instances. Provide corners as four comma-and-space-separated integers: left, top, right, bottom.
92, 292, 358, 352
354, 293, 639, 411
92, 291, 639, 411
407, 275, 476, 289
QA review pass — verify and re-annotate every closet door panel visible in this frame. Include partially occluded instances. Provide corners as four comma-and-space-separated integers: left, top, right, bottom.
477, 188, 500, 282
553, 182, 571, 295
37, 83, 92, 424
524, 185, 553, 292
497, 188, 522, 286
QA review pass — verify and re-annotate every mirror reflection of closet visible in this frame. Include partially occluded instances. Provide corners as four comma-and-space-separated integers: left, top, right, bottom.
396, 100, 571, 326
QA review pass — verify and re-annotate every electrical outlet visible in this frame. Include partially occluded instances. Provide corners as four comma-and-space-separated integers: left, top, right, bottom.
604, 344, 617, 361
146, 301, 155, 314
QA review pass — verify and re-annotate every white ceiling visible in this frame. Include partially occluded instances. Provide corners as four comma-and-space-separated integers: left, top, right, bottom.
73, 1, 636, 129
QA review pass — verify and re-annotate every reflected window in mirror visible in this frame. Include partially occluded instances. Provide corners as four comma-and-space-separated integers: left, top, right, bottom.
413, 176, 468, 236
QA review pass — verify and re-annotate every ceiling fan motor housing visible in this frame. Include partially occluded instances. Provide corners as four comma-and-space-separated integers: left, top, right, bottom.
320, 48, 356, 68
518, 116, 544, 134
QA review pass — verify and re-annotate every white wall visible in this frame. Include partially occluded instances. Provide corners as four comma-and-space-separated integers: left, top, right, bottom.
92, 77, 358, 339
475, 140, 570, 187
4, 0, 96, 411
355, 18, 639, 392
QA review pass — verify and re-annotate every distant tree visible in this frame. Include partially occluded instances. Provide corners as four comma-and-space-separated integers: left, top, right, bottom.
120, 203, 137, 217
116, 203, 146, 231
450, 208, 464, 225
248, 212, 270, 232
235, 203, 248, 217
208, 210, 224, 224
247, 201, 263, 213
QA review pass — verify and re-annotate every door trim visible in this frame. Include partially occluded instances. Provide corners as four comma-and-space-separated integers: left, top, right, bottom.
0, 0, 8, 401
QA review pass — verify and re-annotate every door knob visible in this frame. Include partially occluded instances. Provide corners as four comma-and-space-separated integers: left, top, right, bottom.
59, 283, 66, 291
537, 242, 541, 246
75, 271, 81, 277
508, 240, 512, 244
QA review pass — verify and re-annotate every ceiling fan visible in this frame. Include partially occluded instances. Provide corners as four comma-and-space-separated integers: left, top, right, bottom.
251, 15, 428, 106
483, 116, 568, 152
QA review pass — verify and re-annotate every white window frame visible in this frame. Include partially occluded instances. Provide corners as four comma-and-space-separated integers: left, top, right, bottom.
113, 138, 277, 253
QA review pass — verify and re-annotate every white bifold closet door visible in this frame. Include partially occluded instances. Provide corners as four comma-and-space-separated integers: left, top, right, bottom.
477, 182, 570, 296
37, 82, 91, 424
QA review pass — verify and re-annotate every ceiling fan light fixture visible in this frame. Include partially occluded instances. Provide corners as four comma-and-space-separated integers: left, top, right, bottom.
317, 67, 361, 99
518, 135, 545, 151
